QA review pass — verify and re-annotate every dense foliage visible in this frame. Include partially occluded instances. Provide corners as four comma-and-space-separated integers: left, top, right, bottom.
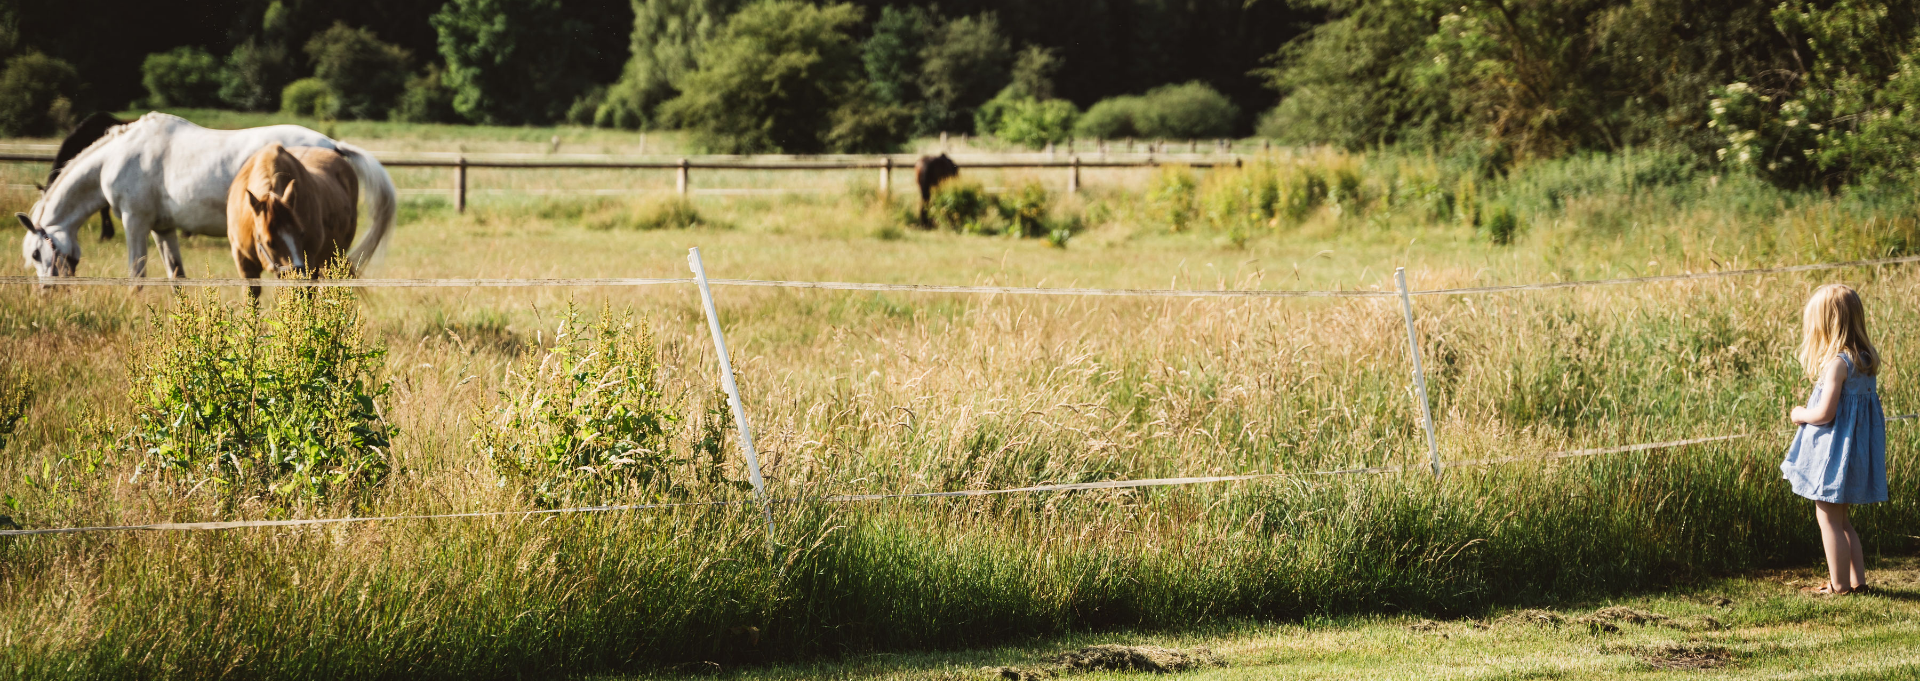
431, 0, 597, 125
140, 46, 225, 108
128, 286, 394, 511
304, 23, 411, 120
1258, 0, 1920, 190
0, 51, 81, 136
1077, 81, 1240, 141
594, 0, 738, 130
658, 0, 872, 153
476, 306, 675, 508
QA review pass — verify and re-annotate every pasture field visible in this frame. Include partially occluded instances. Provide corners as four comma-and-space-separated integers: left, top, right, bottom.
3, 113, 1920, 678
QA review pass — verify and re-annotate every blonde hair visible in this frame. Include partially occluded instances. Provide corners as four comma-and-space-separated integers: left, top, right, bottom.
1799, 283, 1880, 381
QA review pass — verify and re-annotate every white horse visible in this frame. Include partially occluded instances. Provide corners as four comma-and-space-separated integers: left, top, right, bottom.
18, 112, 396, 280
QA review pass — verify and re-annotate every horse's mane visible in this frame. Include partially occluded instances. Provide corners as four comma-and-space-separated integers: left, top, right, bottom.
40, 113, 175, 199
47, 113, 126, 184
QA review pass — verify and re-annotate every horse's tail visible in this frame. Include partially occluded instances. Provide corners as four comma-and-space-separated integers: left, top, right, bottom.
332, 140, 396, 274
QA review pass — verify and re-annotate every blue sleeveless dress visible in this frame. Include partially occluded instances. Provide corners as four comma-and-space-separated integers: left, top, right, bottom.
1781, 353, 1888, 505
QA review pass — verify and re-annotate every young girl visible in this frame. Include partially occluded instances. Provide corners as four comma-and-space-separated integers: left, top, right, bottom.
1784, 283, 1888, 596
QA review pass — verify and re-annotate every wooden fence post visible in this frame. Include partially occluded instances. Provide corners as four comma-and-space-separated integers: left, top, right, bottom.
454, 156, 468, 213
880, 156, 892, 196
1068, 156, 1080, 195
676, 158, 689, 196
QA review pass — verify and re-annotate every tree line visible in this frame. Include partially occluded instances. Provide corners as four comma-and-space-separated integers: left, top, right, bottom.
0, 0, 1301, 147
5, 0, 1920, 190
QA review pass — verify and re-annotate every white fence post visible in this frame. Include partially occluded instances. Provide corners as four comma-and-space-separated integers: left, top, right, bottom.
1395, 267, 1443, 476
687, 247, 777, 547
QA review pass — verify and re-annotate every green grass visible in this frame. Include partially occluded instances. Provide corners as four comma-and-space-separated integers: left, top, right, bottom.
664, 559, 1920, 679
3, 118, 1920, 678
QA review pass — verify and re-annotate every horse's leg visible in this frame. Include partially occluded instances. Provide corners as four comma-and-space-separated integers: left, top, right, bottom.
98, 207, 115, 240
235, 249, 264, 301
121, 212, 152, 280
153, 230, 187, 279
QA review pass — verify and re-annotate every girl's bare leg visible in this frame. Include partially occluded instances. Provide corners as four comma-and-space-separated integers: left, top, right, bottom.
1815, 501, 1863, 591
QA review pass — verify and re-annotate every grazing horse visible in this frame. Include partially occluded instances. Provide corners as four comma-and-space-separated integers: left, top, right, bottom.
45, 112, 125, 240
228, 144, 360, 298
914, 154, 959, 226
19, 111, 396, 281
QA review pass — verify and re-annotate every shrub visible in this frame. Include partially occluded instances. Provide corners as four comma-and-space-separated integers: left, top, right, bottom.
142, 46, 227, 108
1134, 82, 1239, 139
0, 52, 80, 137
1149, 165, 1199, 231
997, 181, 1050, 237
128, 283, 394, 509
1486, 203, 1518, 245
390, 66, 461, 123
305, 23, 412, 120
976, 87, 1078, 149
280, 77, 338, 118
659, 0, 865, 153
474, 305, 677, 507
588, 196, 707, 230
926, 179, 994, 232
566, 85, 607, 126
1076, 82, 1239, 141
827, 98, 915, 152
1075, 95, 1144, 139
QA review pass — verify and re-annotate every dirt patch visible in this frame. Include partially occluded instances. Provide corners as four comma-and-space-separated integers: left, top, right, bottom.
1494, 609, 1564, 628
1607, 642, 1735, 670
991, 645, 1227, 678
1576, 606, 1670, 633
1056, 645, 1226, 673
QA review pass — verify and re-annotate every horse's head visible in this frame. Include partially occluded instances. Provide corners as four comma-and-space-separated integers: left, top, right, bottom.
246, 182, 309, 274
17, 213, 77, 280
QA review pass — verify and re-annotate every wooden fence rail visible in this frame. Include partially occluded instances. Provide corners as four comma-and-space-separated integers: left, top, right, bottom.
0, 152, 1243, 213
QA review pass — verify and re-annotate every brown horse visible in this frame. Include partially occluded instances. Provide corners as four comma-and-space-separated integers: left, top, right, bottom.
226, 143, 359, 297
914, 154, 959, 226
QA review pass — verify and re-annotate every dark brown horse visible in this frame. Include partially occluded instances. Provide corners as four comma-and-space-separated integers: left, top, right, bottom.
914, 154, 959, 226
45, 112, 125, 240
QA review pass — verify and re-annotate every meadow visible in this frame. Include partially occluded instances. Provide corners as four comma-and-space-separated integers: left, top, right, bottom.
1, 113, 1918, 678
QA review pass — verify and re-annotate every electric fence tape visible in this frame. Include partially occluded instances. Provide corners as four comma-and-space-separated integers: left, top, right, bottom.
2, 251, 1917, 296
3, 252, 1916, 537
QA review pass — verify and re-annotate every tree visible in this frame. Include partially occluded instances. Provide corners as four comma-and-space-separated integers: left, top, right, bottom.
141, 46, 226, 108
0, 52, 81, 136
861, 5, 934, 106
916, 13, 1011, 135
305, 23, 412, 120
658, 0, 865, 153
595, 0, 738, 129
431, 0, 594, 125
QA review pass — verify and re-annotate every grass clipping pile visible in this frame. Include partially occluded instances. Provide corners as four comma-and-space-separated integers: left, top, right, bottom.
993, 645, 1227, 679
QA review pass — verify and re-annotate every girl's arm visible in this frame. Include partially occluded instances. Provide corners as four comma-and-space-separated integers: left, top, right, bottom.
1791, 357, 1850, 426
